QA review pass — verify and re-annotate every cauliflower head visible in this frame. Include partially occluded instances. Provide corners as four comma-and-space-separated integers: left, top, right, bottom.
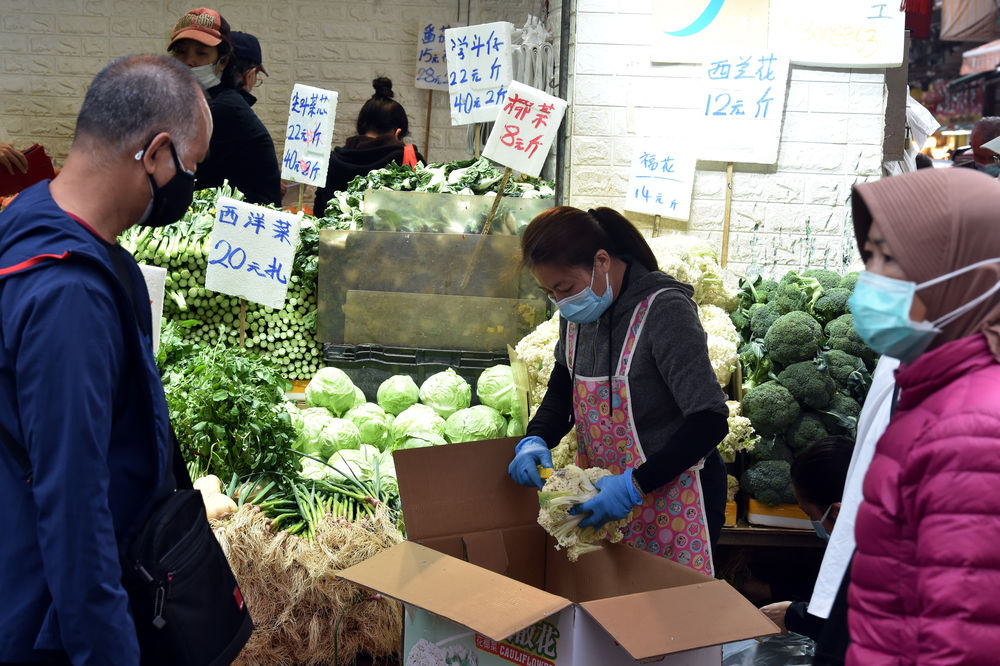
537, 464, 629, 562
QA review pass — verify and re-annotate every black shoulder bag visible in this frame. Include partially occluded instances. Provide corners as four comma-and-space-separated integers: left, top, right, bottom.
0, 250, 252, 665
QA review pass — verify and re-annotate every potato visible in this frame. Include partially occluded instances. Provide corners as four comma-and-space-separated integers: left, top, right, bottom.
204, 492, 238, 521
193, 474, 223, 496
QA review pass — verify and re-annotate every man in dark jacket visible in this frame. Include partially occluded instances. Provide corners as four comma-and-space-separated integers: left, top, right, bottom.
0, 55, 210, 665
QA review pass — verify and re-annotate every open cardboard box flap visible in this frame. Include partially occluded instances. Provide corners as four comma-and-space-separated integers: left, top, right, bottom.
337, 540, 571, 642
351, 437, 780, 659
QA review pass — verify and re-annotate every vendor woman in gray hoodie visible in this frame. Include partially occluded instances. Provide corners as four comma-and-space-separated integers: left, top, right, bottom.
508, 207, 729, 575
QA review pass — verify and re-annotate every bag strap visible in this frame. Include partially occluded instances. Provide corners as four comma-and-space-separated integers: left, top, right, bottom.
402, 144, 418, 169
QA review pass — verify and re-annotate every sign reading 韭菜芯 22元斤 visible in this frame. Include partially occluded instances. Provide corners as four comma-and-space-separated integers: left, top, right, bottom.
280, 83, 338, 187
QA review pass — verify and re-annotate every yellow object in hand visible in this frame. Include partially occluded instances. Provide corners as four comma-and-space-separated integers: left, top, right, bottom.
538, 466, 553, 480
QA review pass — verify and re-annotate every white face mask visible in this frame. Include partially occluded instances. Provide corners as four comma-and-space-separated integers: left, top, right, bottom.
190, 61, 222, 90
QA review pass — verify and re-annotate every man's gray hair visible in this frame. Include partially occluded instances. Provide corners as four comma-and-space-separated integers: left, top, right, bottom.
74, 55, 205, 158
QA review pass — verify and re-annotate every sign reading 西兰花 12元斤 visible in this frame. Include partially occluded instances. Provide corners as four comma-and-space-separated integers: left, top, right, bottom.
205, 197, 302, 310
482, 81, 567, 178
415, 20, 461, 91
445, 22, 514, 125
698, 51, 790, 165
280, 83, 337, 186
769, 0, 905, 68
623, 140, 697, 220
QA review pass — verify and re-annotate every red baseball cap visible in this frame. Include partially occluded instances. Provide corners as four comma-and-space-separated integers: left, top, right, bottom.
169, 8, 231, 49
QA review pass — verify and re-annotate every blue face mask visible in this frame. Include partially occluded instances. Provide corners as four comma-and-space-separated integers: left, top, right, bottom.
811, 503, 833, 542
849, 258, 1000, 364
550, 266, 613, 324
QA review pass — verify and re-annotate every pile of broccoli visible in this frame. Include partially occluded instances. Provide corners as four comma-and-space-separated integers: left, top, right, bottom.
730, 269, 876, 506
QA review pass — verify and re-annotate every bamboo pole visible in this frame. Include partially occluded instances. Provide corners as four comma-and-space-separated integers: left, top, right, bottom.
721, 162, 734, 268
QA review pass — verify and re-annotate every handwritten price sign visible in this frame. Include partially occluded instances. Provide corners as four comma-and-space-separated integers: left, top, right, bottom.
415, 21, 458, 91
445, 22, 513, 125
624, 142, 697, 220
205, 197, 302, 310
280, 83, 338, 186
482, 81, 567, 178
698, 51, 790, 164
769, 0, 905, 67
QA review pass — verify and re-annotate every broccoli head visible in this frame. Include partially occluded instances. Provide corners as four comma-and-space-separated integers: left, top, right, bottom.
742, 380, 801, 435
764, 310, 824, 367
756, 279, 779, 304
749, 301, 781, 340
801, 269, 842, 292
739, 339, 774, 392
748, 435, 795, 464
741, 459, 796, 506
825, 314, 877, 370
838, 271, 859, 291
813, 287, 852, 325
786, 412, 830, 451
819, 349, 865, 387
776, 360, 836, 410
730, 308, 750, 336
820, 392, 861, 436
773, 271, 825, 315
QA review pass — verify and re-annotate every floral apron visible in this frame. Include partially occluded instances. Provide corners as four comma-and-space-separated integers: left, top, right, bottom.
566, 289, 714, 576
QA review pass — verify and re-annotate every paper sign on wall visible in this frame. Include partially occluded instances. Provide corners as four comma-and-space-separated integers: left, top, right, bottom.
482, 81, 567, 178
769, 0, 905, 68
697, 51, 790, 164
280, 84, 338, 186
623, 142, 697, 220
445, 22, 514, 125
651, 0, 769, 64
205, 197, 302, 310
415, 21, 459, 91
138, 264, 166, 353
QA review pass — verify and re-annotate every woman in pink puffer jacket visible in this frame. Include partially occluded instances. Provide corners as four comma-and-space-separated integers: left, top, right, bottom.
845, 167, 1000, 665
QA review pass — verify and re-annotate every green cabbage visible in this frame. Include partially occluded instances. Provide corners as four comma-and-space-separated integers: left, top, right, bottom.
294, 407, 334, 455
305, 367, 358, 417
320, 418, 363, 457
477, 365, 517, 416
377, 374, 420, 415
444, 405, 506, 443
506, 416, 525, 438
419, 368, 471, 419
353, 385, 367, 408
346, 402, 393, 451
391, 403, 447, 448
283, 401, 304, 432
300, 455, 329, 480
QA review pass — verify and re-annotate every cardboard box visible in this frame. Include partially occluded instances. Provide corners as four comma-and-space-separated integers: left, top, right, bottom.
746, 499, 812, 529
338, 438, 778, 665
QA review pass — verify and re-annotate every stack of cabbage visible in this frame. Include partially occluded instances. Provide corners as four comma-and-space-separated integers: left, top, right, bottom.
289, 364, 524, 480
514, 233, 745, 468
729, 269, 877, 506
119, 185, 325, 379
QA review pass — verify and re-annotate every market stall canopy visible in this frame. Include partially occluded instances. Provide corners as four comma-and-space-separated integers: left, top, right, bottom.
942, 0, 1000, 42
961, 39, 1000, 74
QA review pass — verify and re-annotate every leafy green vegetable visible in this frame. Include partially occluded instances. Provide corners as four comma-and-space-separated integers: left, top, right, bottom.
377, 374, 420, 415
418, 368, 471, 419
305, 367, 358, 417
345, 402, 393, 451
444, 405, 507, 443
391, 404, 447, 448
476, 364, 518, 417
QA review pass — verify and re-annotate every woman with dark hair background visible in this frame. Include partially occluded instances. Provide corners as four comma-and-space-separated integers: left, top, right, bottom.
168, 8, 281, 206
508, 206, 729, 576
312, 77, 424, 217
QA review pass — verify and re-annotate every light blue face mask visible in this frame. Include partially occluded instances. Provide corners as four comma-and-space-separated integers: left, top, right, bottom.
848, 258, 1000, 363
811, 503, 833, 542
550, 266, 613, 324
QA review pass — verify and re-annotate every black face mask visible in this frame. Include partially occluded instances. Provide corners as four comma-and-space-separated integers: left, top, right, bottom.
136, 140, 196, 228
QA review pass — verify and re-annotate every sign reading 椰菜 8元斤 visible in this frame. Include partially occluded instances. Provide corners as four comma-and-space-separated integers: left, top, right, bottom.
624, 141, 697, 220
698, 51, 790, 165
415, 21, 459, 91
205, 197, 302, 310
482, 81, 567, 178
445, 22, 513, 125
280, 84, 338, 186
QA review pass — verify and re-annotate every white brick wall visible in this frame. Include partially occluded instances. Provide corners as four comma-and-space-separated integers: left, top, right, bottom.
565, 3, 887, 278
0, 0, 544, 184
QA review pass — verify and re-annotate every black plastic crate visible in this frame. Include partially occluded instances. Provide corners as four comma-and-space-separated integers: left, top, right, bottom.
322, 343, 510, 403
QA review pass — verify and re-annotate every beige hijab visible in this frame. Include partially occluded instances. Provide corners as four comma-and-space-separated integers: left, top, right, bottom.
851, 167, 1000, 361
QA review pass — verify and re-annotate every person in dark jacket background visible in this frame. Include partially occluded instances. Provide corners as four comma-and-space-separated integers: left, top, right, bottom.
168, 8, 281, 206
231, 30, 267, 107
312, 77, 424, 217
760, 436, 853, 640
0, 55, 210, 665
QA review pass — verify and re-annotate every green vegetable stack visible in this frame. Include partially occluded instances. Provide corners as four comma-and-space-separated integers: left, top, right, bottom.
730, 269, 876, 506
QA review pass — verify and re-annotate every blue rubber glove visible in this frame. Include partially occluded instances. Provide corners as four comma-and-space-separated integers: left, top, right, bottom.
508, 436, 553, 489
570, 468, 643, 530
